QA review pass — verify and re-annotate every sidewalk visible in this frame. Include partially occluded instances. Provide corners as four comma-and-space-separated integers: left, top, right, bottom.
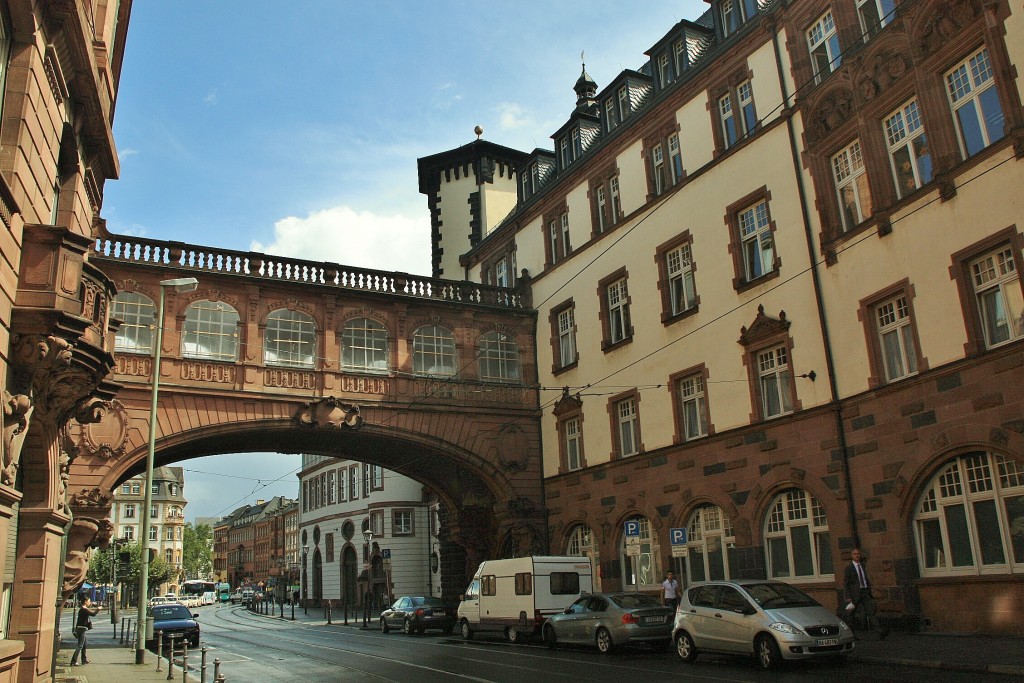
57, 604, 1024, 680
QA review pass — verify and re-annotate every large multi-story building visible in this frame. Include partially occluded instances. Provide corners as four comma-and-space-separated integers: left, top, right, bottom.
108, 467, 188, 594
418, 0, 1024, 635
216, 496, 296, 591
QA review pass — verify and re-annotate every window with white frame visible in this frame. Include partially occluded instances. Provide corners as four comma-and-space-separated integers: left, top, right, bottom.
857, 0, 896, 40
124, 504, 136, 518
884, 99, 933, 198
564, 417, 582, 471
757, 345, 793, 418
764, 489, 834, 579
413, 325, 456, 376
165, 549, 173, 564
615, 397, 639, 457
349, 466, 359, 500
566, 524, 595, 558
685, 504, 735, 583
372, 465, 383, 491
182, 300, 240, 361
122, 526, 135, 540
668, 133, 684, 184
327, 470, 336, 505
549, 219, 559, 265
719, 81, 756, 149
666, 243, 697, 316
651, 143, 667, 196
657, 53, 671, 88
832, 140, 873, 231
342, 317, 389, 373
561, 213, 571, 258
112, 292, 155, 354
495, 257, 509, 288
876, 294, 918, 381
607, 278, 631, 344
152, 483, 159, 495
559, 138, 570, 168
132, 482, 140, 494
739, 200, 774, 281
946, 47, 1005, 158
807, 11, 841, 84
914, 452, 1024, 576
478, 331, 520, 383
971, 247, 1024, 348
362, 465, 370, 499
619, 516, 660, 588
605, 98, 619, 131
149, 526, 158, 542
393, 510, 414, 536
595, 185, 608, 233
610, 177, 621, 224
121, 483, 130, 495
264, 308, 316, 368
677, 373, 708, 440
617, 85, 630, 121
150, 505, 158, 519
557, 305, 577, 368
370, 510, 384, 536
166, 527, 174, 541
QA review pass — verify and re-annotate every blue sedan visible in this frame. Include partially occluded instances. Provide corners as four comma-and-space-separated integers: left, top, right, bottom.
147, 603, 200, 649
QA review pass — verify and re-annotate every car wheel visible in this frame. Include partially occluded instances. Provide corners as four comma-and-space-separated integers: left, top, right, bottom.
403, 619, 415, 635
595, 627, 614, 654
460, 619, 473, 640
756, 634, 782, 670
379, 617, 390, 634
505, 627, 521, 644
675, 631, 698, 662
542, 623, 557, 649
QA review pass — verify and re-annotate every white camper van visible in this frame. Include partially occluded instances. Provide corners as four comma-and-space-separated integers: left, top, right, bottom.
457, 556, 594, 642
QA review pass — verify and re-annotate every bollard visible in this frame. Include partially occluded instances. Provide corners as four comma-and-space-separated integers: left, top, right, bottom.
290, 600, 295, 621
181, 641, 188, 683
214, 675, 225, 683
344, 599, 349, 626
156, 631, 163, 672
120, 616, 126, 644
125, 618, 134, 648
166, 635, 177, 680
213, 657, 221, 682
326, 600, 332, 625
200, 645, 208, 683
279, 599, 284, 619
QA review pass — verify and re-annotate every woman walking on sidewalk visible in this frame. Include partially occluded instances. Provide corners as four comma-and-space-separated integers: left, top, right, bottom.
69, 596, 99, 666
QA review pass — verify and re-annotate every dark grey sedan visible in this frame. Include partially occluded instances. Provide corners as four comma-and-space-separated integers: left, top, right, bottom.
542, 592, 674, 653
380, 596, 455, 635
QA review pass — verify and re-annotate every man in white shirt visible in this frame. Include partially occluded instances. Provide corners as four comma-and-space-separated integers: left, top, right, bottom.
661, 570, 680, 610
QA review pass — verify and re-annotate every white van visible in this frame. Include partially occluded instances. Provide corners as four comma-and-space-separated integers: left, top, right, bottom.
457, 556, 594, 642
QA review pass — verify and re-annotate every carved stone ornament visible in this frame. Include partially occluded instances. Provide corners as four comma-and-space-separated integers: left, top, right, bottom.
67, 487, 112, 514
508, 522, 543, 557
62, 517, 110, 598
295, 397, 364, 430
806, 88, 854, 145
552, 387, 583, 417
71, 398, 130, 460
495, 422, 530, 472
738, 305, 791, 346
1, 390, 32, 486
856, 49, 910, 103
918, 0, 980, 57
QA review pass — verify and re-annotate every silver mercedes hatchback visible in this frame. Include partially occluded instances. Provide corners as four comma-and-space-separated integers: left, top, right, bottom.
673, 580, 854, 669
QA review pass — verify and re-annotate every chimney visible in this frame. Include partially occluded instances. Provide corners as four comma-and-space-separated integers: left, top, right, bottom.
256, 500, 265, 506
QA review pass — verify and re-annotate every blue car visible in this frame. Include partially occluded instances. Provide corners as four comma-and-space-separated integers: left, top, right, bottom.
148, 603, 200, 649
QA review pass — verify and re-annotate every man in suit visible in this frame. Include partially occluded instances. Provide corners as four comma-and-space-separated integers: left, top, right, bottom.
843, 547, 889, 639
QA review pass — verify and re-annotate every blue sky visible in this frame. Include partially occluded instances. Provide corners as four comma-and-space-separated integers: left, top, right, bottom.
107, 1, 708, 522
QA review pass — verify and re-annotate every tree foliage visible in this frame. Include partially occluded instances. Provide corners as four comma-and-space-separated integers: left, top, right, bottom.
86, 540, 172, 591
183, 522, 213, 580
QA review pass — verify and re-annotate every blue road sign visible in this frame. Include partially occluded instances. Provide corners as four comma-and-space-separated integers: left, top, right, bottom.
624, 520, 640, 537
670, 528, 688, 545
382, 548, 391, 559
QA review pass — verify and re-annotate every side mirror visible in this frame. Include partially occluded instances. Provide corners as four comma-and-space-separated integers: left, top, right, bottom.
193, 613, 199, 619
564, 607, 573, 614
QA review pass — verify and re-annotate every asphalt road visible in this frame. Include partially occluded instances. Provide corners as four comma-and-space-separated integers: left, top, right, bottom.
195, 604, 1010, 683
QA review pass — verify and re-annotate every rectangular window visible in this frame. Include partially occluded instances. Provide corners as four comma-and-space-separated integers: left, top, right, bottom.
514, 572, 533, 595
571, 128, 581, 159
678, 374, 708, 440
123, 526, 134, 540
302, 480, 308, 512
876, 295, 919, 381
149, 526, 157, 542
151, 505, 158, 519
564, 417, 582, 471
124, 504, 136, 518
393, 510, 414, 536
971, 247, 1024, 348
667, 243, 697, 316
946, 48, 1005, 157
607, 278, 631, 344
857, 0, 896, 40
674, 39, 687, 75
605, 98, 619, 130
651, 143, 666, 196
658, 53, 671, 88
885, 99, 933, 198
339, 468, 347, 501
719, 92, 737, 148
561, 213, 571, 258
758, 346, 793, 418
560, 138, 570, 168
132, 482, 140, 494
121, 483, 130, 494
549, 220, 559, 265
808, 11, 841, 84
550, 572, 581, 594
166, 527, 174, 541
363, 464, 371, 498
616, 397, 639, 456
739, 200, 774, 281
327, 470, 336, 505
152, 483, 159, 495
595, 186, 607, 233
557, 305, 577, 368
832, 140, 873, 230
610, 177, 621, 223
495, 257, 508, 288
481, 575, 496, 596
617, 86, 630, 121
721, 0, 740, 36
668, 133, 684, 184
719, 81, 756, 149
349, 466, 359, 500
370, 510, 384, 536
738, 81, 757, 135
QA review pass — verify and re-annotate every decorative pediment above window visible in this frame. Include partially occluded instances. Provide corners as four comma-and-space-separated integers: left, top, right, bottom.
552, 387, 583, 416
916, 0, 981, 58
854, 45, 912, 104
738, 305, 789, 346
805, 86, 855, 146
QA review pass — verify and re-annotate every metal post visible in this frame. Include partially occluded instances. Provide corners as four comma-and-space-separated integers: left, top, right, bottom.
326, 600, 332, 625
120, 616, 126, 644
343, 599, 348, 626
290, 599, 295, 621
166, 635, 176, 680
200, 645, 208, 683
213, 657, 221, 682
181, 641, 188, 683
156, 631, 163, 672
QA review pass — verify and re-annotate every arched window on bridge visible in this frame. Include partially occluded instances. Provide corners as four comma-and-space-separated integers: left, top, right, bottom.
182, 300, 240, 361
413, 325, 456, 377
264, 308, 316, 368
478, 331, 520, 383
112, 292, 155, 354
341, 317, 389, 373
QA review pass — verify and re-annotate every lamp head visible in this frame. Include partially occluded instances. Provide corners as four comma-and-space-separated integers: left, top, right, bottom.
363, 529, 373, 543
159, 277, 199, 293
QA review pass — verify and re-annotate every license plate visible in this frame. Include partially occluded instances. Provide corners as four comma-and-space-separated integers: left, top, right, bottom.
643, 616, 667, 624
816, 638, 839, 646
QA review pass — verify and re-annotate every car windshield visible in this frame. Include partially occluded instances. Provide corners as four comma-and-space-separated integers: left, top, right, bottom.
609, 593, 663, 609
412, 597, 445, 607
744, 582, 819, 608
152, 605, 192, 620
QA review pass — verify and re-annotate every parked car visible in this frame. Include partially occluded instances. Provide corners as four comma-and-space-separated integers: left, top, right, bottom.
148, 596, 169, 607
380, 596, 455, 635
673, 580, 855, 669
147, 603, 200, 649
542, 592, 674, 653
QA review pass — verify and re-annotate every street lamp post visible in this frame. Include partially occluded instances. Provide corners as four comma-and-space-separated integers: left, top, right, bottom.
302, 545, 309, 615
362, 529, 372, 624
136, 277, 198, 664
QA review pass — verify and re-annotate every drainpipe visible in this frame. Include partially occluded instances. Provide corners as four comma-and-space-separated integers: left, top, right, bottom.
769, 24, 860, 546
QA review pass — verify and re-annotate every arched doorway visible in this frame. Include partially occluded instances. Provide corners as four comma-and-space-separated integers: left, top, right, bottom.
313, 548, 323, 605
342, 546, 357, 604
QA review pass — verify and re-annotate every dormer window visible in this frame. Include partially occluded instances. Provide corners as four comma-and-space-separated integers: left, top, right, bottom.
605, 99, 619, 131
560, 138, 571, 168
673, 39, 688, 76
720, 0, 758, 37
571, 129, 581, 159
658, 53, 671, 88
617, 86, 631, 121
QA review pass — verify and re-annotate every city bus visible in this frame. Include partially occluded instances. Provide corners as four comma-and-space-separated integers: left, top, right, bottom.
181, 580, 217, 604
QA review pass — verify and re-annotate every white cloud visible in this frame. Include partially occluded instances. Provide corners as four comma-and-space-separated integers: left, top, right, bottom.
250, 206, 432, 276
496, 102, 533, 130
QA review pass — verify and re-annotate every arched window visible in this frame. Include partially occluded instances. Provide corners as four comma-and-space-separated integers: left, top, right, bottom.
566, 524, 600, 590
618, 515, 661, 589
413, 325, 456, 376
112, 292, 155, 354
478, 331, 520, 383
914, 452, 1024, 576
264, 308, 316, 368
685, 504, 736, 583
182, 300, 240, 361
342, 317, 388, 373
763, 489, 833, 580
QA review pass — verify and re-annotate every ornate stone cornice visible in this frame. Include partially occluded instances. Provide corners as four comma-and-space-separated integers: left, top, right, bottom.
295, 397, 364, 430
